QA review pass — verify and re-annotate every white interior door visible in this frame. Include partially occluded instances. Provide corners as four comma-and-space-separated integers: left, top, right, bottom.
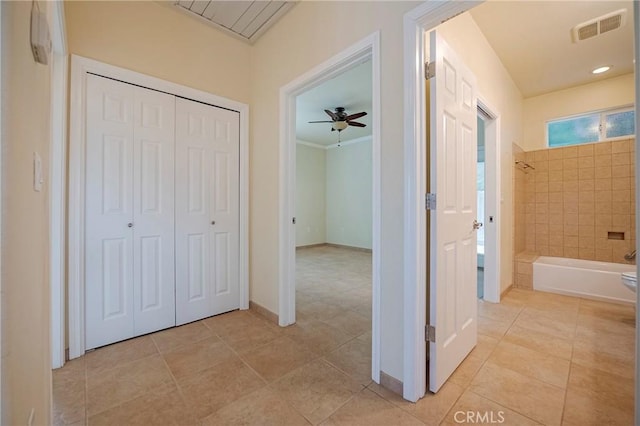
175, 98, 240, 325
428, 31, 478, 392
132, 87, 176, 335
85, 75, 135, 349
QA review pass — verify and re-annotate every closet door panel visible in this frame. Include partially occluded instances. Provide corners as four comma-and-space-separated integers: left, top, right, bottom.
132, 87, 176, 335
210, 109, 240, 314
85, 75, 135, 349
175, 99, 214, 324
175, 98, 240, 324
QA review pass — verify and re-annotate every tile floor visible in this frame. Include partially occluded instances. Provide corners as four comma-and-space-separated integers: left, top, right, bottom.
53, 246, 635, 425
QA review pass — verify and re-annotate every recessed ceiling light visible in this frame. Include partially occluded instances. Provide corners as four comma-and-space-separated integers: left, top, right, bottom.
592, 66, 611, 74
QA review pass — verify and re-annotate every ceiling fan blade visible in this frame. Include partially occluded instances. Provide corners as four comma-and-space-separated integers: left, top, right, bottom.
324, 109, 339, 121
348, 121, 366, 127
308, 120, 334, 123
346, 111, 367, 121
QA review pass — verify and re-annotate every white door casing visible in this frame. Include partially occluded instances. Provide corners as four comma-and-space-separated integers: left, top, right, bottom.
175, 97, 240, 325
85, 75, 177, 349
428, 31, 478, 392
85, 75, 136, 349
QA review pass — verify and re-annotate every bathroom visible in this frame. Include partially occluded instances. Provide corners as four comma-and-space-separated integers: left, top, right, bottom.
512, 72, 636, 303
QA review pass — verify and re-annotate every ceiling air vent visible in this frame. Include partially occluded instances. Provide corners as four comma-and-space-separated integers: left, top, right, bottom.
571, 9, 627, 43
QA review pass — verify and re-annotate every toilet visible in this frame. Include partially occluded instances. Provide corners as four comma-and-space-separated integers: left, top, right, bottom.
622, 272, 637, 293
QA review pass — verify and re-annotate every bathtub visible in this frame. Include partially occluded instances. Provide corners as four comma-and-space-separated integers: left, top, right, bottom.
533, 256, 636, 304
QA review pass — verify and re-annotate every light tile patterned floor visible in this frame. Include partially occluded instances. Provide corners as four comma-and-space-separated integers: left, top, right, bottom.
53, 246, 635, 425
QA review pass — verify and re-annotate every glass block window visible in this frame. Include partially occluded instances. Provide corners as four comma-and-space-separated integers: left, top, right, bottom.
547, 106, 635, 148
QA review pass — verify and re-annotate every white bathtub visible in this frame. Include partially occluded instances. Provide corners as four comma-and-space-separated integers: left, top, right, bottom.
533, 256, 636, 304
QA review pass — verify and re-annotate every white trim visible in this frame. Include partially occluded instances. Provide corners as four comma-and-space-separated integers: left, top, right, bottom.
402, 0, 480, 402
297, 135, 372, 151
68, 55, 250, 358
296, 139, 327, 150
0, 2, 3, 418
50, 0, 67, 370
477, 96, 500, 303
279, 32, 382, 383
326, 135, 372, 150
633, 2, 639, 424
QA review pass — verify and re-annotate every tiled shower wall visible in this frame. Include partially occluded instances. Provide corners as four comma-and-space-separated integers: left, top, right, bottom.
513, 144, 527, 255
521, 138, 636, 264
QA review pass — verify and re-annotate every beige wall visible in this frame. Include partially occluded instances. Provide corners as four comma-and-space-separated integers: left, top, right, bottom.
523, 73, 635, 151
437, 13, 524, 294
1, 1, 53, 424
250, 1, 420, 380
326, 140, 373, 250
295, 143, 326, 247
65, 1, 252, 104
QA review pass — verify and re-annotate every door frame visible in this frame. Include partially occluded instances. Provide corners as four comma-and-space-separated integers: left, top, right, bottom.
68, 55, 250, 359
402, 1, 483, 402
278, 32, 381, 382
49, 0, 68, 369
477, 97, 501, 304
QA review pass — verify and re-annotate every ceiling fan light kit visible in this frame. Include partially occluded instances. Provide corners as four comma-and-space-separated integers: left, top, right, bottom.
308, 107, 368, 133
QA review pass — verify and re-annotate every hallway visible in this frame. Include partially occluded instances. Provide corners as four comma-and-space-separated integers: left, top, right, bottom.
53, 267, 634, 425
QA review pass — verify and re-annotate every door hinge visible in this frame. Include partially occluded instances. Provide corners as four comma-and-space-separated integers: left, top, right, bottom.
425, 61, 436, 80
425, 193, 436, 210
425, 325, 436, 342
292, 217, 296, 225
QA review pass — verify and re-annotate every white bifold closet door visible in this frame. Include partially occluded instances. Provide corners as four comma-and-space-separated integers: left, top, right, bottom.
175, 97, 240, 325
85, 74, 176, 350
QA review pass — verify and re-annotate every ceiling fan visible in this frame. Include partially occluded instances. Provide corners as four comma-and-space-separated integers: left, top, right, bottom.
308, 107, 367, 132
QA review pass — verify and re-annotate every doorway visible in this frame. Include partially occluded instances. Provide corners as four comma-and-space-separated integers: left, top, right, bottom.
279, 32, 382, 383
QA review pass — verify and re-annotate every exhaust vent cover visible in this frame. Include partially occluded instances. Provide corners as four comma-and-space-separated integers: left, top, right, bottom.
571, 9, 627, 43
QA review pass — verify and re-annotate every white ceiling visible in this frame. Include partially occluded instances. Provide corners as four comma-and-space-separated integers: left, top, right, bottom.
470, 1, 635, 98
172, 0, 296, 43
296, 60, 372, 146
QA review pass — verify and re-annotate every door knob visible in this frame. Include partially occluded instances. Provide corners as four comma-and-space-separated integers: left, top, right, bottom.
127, 223, 133, 228
211, 221, 216, 225
473, 220, 483, 230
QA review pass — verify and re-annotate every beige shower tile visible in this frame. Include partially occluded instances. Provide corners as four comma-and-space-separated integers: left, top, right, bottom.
563, 170, 578, 183
578, 144, 594, 157
612, 164, 631, 178
594, 154, 612, 167
563, 224, 579, 236
579, 191, 594, 203
535, 171, 549, 182
563, 190, 578, 203
563, 146, 578, 158
612, 201, 630, 214
594, 178, 611, 190
549, 223, 563, 235
549, 246, 564, 257
563, 202, 579, 214
612, 214, 630, 227
578, 202, 594, 214
536, 192, 548, 203
549, 160, 563, 171
611, 139, 630, 153
548, 181, 563, 192
578, 237, 594, 249
563, 213, 578, 225
612, 189, 631, 202
594, 142, 612, 155
535, 150, 549, 161
549, 214, 563, 225
578, 179, 595, 191
595, 166, 612, 179
535, 182, 548, 193
594, 190, 612, 202
578, 225, 595, 236
579, 248, 595, 260
595, 248, 612, 262
578, 156, 594, 168
594, 202, 611, 214
612, 152, 630, 165
564, 247, 579, 258
549, 148, 564, 160
578, 168, 594, 180
548, 192, 563, 203
578, 213, 594, 225
595, 214, 612, 226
